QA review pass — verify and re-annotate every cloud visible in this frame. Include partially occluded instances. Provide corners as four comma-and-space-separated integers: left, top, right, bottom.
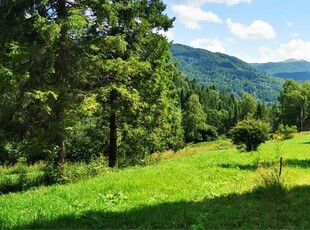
172, 5, 222, 29
226, 37, 235, 42
157, 30, 174, 41
168, 0, 251, 7
286, 21, 293, 27
291, 33, 299, 38
226, 18, 276, 40
260, 39, 310, 62
190, 37, 226, 53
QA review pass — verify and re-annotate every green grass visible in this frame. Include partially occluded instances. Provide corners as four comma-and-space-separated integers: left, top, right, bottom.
1, 133, 310, 229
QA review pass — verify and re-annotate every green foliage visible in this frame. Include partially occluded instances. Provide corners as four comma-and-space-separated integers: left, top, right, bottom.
0, 0, 182, 168
0, 155, 110, 194
278, 79, 310, 131
61, 155, 109, 183
178, 77, 239, 138
275, 124, 297, 140
230, 119, 271, 152
0, 157, 44, 194
183, 94, 208, 142
171, 43, 284, 104
239, 93, 257, 120
43, 146, 64, 185
199, 125, 219, 141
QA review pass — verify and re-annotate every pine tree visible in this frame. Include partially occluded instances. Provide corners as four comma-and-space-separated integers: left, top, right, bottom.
82, 0, 178, 166
0, 0, 90, 162
183, 94, 207, 142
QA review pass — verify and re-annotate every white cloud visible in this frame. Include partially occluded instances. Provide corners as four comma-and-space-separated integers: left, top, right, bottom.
157, 30, 174, 41
226, 37, 235, 42
226, 18, 276, 40
172, 5, 222, 29
286, 21, 293, 27
190, 37, 226, 53
260, 39, 310, 62
291, 33, 299, 38
168, 0, 251, 7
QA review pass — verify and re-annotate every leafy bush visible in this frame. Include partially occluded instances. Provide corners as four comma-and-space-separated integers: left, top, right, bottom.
0, 157, 44, 194
62, 154, 109, 182
43, 146, 65, 184
0, 141, 21, 165
199, 125, 219, 142
0, 154, 110, 194
274, 124, 297, 140
230, 119, 271, 152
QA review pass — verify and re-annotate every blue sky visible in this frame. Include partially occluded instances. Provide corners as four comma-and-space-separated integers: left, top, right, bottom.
162, 0, 310, 63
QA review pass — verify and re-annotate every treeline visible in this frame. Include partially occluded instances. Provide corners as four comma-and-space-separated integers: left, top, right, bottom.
179, 77, 310, 143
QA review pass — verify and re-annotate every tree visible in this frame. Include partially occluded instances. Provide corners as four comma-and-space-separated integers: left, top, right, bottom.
279, 80, 309, 131
255, 102, 269, 121
0, 0, 90, 162
239, 93, 257, 120
0, 0, 182, 167
183, 94, 207, 142
230, 119, 271, 152
82, 0, 178, 167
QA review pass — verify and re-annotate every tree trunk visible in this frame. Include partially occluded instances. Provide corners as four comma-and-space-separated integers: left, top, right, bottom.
109, 89, 117, 167
300, 108, 303, 131
54, 0, 68, 163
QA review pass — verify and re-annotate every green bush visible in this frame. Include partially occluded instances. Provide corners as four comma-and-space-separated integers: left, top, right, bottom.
275, 124, 297, 140
230, 119, 271, 152
0, 157, 44, 194
199, 125, 219, 142
43, 146, 65, 185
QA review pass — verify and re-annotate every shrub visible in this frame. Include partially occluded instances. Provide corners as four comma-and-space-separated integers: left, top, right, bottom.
199, 125, 219, 142
43, 146, 65, 184
0, 157, 44, 194
274, 124, 297, 140
230, 119, 271, 152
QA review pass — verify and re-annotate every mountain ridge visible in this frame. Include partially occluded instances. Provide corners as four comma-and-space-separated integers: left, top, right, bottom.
251, 59, 310, 81
171, 43, 284, 103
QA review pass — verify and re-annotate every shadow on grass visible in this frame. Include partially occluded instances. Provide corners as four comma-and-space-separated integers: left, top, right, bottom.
220, 163, 258, 171
15, 185, 310, 229
219, 161, 274, 171
285, 159, 310, 168
302, 141, 310, 144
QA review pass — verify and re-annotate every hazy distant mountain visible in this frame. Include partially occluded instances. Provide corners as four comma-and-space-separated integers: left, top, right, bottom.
171, 44, 284, 103
252, 59, 310, 81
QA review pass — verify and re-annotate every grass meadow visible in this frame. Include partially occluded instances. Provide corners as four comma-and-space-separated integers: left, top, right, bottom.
0, 133, 310, 229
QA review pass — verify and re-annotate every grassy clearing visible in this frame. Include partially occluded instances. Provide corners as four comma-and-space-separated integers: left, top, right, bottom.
0, 133, 310, 229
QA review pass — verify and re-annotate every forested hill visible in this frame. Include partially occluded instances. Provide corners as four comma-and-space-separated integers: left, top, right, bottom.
171, 44, 284, 103
252, 59, 310, 81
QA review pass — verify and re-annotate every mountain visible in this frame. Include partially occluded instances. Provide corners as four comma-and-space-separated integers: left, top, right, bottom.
171, 44, 284, 103
252, 59, 310, 81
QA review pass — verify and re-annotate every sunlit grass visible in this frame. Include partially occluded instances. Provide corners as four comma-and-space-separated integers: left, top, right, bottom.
0, 132, 310, 229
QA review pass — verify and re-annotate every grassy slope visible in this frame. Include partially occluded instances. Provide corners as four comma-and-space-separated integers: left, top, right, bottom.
1, 134, 310, 229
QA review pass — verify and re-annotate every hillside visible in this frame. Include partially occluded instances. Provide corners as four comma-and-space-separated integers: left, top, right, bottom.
171, 44, 284, 103
1, 133, 310, 229
252, 59, 310, 81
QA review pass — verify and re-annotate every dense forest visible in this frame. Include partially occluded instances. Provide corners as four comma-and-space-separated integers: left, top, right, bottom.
171, 44, 285, 104
1, 0, 310, 173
